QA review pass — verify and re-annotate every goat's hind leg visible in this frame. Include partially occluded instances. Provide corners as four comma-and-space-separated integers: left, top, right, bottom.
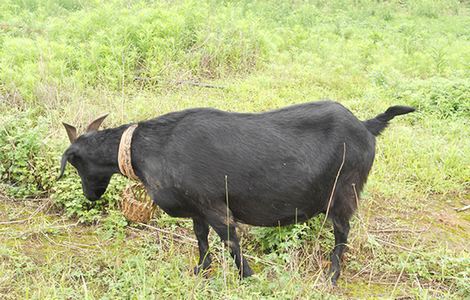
328, 215, 350, 285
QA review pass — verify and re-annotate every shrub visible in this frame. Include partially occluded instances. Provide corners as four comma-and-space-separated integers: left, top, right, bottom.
0, 0, 269, 105
97, 209, 128, 240
392, 77, 470, 119
0, 109, 127, 221
0, 109, 52, 197
51, 173, 127, 222
250, 217, 334, 261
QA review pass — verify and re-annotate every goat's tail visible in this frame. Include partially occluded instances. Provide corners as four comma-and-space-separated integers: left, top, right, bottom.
363, 105, 415, 136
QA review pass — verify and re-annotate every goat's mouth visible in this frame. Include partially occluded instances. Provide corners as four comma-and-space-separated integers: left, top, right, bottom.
86, 194, 102, 201
84, 187, 107, 201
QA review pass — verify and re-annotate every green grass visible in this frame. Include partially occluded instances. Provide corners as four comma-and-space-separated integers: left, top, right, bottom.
1, 0, 469, 299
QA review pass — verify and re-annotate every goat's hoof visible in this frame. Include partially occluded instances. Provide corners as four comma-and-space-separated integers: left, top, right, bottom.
193, 265, 211, 277
240, 268, 254, 279
327, 267, 340, 286
331, 278, 338, 287
328, 274, 340, 287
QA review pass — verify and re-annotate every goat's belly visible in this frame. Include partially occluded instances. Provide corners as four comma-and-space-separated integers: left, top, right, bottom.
230, 196, 324, 227
149, 187, 199, 218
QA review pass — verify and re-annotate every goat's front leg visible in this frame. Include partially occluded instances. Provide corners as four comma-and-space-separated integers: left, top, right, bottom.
193, 217, 212, 275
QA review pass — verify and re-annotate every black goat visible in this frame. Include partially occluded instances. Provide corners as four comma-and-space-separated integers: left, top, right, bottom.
59, 100, 414, 284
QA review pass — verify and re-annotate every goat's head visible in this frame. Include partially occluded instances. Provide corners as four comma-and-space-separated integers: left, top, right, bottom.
58, 114, 114, 201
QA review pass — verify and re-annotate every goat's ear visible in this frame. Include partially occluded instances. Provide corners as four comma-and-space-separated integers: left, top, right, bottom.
63, 123, 77, 143
86, 113, 109, 133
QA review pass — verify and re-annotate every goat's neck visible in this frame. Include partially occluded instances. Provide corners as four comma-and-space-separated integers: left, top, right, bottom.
94, 125, 130, 175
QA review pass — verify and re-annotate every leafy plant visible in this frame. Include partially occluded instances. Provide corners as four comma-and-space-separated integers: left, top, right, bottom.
0, 108, 127, 221
52, 167, 127, 222
250, 216, 334, 261
0, 110, 51, 197
97, 209, 128, 240
393, 77, 470, 119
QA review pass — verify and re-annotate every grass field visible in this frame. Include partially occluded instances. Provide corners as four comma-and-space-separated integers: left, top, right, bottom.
1, 0, 469, 299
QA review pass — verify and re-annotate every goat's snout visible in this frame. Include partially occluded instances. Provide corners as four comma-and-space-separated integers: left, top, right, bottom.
85, 192, 101, 201
83, 188, 106, 201
79, 175, 111, 201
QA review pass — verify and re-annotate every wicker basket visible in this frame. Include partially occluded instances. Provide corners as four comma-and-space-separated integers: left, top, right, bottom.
120, 182, 157, 224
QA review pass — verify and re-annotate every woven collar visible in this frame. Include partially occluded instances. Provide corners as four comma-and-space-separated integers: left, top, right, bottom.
118, 124, 139, 181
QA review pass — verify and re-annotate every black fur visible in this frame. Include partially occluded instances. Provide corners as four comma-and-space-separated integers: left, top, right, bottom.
59, 100, 414, 284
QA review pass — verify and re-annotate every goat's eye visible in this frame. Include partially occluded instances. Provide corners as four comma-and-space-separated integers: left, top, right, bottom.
68, 153, 81, 165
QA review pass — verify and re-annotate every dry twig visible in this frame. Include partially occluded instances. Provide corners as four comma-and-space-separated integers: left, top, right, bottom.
374, 238, 414, 252
455, 205, 470, 212
0, 199, 52, 225
391, 228, 423, 298
370, 228, 428, 234
176, 80, 226, 89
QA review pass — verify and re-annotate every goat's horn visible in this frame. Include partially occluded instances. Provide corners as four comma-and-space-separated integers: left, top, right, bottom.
62, 123, 77, 143
86, 113, 109, 133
